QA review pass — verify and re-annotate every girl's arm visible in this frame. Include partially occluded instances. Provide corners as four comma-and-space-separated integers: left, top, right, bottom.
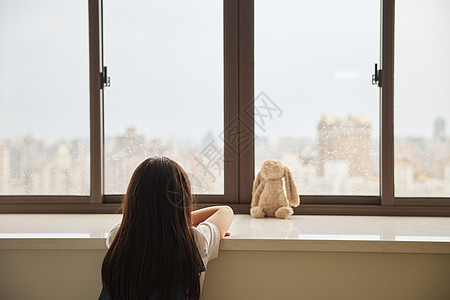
191, 206, 234, 239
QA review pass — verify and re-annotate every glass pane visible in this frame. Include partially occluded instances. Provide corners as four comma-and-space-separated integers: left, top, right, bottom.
255, 0, 380, 195
0, 0, 89, 195
394, 0, 450, 197
104, 0, 224, 194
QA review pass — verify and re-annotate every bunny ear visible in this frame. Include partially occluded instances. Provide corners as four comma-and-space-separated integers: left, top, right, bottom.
284, 166, 300, 207
251, 171, 264, 207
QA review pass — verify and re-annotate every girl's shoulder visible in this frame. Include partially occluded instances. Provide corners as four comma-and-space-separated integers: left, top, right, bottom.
192, 222, 221, 264
106, 221, 121, 248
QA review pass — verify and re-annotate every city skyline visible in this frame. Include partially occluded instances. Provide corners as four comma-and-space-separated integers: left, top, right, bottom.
1, 114, 449, 197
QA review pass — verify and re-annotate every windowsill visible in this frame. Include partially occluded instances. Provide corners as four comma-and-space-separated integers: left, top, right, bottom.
0, 214, 449, 254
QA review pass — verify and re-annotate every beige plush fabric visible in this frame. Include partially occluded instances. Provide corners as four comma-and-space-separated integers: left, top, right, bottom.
250, 160, 300, 218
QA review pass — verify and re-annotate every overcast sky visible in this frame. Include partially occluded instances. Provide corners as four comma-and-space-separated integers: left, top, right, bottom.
1, 0, 449, 142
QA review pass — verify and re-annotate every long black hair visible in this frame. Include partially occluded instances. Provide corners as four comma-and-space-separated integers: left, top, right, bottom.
101, 157, 201, 300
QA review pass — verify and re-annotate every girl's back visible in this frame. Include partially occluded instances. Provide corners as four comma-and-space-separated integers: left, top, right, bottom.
99, 157, 233, 300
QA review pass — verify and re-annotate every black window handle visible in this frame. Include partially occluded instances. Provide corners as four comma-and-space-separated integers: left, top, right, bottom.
372, 63, 382, 87
101, 66, 110, 88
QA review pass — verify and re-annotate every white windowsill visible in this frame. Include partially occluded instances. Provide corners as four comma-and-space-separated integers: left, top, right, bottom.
0, 214, 449, 254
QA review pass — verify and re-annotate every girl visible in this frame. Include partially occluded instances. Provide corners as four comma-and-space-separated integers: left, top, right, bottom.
99, 156, 234, 300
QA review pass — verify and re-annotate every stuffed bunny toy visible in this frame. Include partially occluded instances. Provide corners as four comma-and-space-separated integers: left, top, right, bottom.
250, 160, 300, 218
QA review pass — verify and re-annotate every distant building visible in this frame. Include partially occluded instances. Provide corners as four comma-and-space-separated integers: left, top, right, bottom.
394, 161, 414, 195
317, 113, 373, 178
105, 128, 148, 194
0, 147, 10, 194
434, 117, 446, 141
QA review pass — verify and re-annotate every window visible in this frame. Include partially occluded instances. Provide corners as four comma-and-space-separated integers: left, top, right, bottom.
103, 0, 224, 195
255, 0, 380, 196
0, 0, 89, 196
394, 0, 450, 197
1, 0, 449, 216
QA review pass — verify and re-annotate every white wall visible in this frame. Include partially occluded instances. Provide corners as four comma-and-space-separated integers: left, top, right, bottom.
1, 249, 449, 300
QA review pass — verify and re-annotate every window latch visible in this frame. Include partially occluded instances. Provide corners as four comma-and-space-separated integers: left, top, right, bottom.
372, 63, 382, 87
101, 66, 111, 88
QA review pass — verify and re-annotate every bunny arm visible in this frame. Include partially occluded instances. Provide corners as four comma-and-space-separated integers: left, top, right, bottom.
251, 172, 263, 207
251, 181, 266, 208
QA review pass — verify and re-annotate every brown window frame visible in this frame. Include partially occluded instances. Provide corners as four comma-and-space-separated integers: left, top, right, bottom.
1, 0, 450, 216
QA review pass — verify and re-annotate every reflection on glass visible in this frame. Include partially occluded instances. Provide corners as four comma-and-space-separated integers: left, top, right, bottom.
255, 0, 380, 195
103, 0, 224, 194
394, 0, 450, 197
0, 0, 89, 195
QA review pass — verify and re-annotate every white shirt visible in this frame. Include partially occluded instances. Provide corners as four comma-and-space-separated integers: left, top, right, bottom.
105, 221, 221, 288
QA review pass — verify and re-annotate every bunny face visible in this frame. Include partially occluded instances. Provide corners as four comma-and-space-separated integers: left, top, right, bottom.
260, 160, 285, 180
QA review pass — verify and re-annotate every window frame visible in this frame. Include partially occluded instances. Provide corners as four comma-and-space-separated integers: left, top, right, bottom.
1, 0, 450, 216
